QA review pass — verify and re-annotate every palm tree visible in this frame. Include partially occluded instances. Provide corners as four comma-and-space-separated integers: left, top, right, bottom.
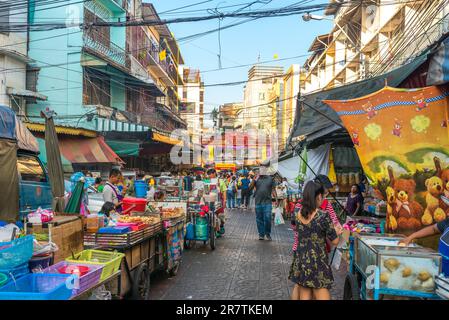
211, 107, 219, 127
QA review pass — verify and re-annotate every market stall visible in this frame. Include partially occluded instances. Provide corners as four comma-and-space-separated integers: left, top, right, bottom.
344, 233, 442, 300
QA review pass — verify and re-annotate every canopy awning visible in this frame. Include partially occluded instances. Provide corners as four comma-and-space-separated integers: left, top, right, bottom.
59, 136, 124, 165
152, 132, 182, 145
106, 139, 141, 157
36, 138, 73, 173
289, 53, 429, 143
26, 122, 97, 138
7, 87, 47, 101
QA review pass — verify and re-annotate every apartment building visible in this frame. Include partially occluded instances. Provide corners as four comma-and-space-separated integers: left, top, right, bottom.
242, 65, 284, 131
0, 0, 46, 116
301, 0, 449, 94
178, 66, 204, 143
218, 102, 243, 130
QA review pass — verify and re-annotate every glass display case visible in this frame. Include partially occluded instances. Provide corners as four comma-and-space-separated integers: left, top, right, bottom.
354, 234, 442, 295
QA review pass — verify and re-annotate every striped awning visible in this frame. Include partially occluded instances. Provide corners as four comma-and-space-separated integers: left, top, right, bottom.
59, 136, 124, 164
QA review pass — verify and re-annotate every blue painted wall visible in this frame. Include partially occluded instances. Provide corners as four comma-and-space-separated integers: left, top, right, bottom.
27, 0, 127, 130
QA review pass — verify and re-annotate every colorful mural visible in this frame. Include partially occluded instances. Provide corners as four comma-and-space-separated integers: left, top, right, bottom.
324, 86, 449, 234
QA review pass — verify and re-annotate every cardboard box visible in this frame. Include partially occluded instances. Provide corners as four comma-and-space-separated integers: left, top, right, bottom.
27, 215, 84, 263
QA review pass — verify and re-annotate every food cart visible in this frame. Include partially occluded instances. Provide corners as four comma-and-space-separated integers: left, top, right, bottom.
64, 199, 186, 300
344, 233, 442, 300
147, 201, 187, 276
82, 214, 163, 300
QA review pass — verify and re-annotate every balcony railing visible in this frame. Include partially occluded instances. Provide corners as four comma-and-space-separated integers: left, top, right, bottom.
83, 34, 127, 67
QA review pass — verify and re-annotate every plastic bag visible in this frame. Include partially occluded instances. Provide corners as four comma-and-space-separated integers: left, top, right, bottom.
88, 285, 111, 300
274, 207, 285, 226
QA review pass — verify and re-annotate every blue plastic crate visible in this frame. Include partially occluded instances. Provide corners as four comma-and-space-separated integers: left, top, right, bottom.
0, 262, 29, 285
0, 273, 75, 300
0, 235, 34, 270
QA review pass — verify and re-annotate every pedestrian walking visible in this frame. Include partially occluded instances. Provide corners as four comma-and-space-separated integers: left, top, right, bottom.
250, 163, 276, 241
288, 181, 341, 300
226, 175, 237, 209
239, 174, 251, 209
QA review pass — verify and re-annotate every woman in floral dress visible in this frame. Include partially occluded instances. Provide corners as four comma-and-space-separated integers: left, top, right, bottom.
289, 181, 341, 300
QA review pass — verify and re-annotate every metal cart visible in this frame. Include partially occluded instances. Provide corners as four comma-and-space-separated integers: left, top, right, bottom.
82, 222, 163, 300
344, 233, 442, 300
184, 201, 217, 251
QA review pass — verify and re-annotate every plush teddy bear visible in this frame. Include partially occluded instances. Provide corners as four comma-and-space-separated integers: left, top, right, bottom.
434, 157, 449, 216
388, 166, 424, 232
422, 176, 446, 225
385, 186, 398, 231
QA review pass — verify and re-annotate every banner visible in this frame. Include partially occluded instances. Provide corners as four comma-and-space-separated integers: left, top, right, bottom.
325, 86, 449, 234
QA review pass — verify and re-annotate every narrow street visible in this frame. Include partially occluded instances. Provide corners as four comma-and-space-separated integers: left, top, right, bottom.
150, 208, 346, 300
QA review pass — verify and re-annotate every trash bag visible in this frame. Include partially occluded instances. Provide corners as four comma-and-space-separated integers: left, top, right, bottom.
274, 207, 285, 226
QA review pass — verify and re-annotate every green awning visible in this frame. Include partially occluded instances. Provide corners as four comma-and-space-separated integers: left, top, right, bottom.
37, 138, 73, 173
106, 139, 141, 157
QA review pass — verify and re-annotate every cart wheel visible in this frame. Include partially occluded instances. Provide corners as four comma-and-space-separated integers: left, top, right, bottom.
184, 239, 191, 250
132, 264, 151, 300
210, 225, 216, 250
343, 273, 360, 300
169, 263, 180, 277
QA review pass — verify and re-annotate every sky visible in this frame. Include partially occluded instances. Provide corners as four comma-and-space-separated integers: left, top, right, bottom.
149, 0, 333, 125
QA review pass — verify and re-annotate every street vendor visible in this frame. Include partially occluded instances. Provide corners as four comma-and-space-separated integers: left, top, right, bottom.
103, 168, 123, 213
400, 217, 449, 246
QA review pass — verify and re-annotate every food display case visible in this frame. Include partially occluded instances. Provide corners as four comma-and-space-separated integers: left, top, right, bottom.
353, 234, 442, 299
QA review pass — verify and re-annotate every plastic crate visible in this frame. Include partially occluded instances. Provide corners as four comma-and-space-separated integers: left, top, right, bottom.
0, 273, 7, 287
0, 235, 34, 269
43, 261, 103, 296
65, 250, 124, 281
0, 273, 75, 300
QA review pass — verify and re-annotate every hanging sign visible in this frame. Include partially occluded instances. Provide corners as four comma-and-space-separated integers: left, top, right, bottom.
325, 86, 449, 235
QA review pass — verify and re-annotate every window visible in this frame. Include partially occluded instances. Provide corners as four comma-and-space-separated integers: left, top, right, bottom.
0, 1, 10, 35
17, 155, 47, 182
259, 92, 265, 101
83, 68, 111, 107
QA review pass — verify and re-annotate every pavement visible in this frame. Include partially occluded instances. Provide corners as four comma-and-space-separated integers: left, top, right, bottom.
149, 208, 346, 300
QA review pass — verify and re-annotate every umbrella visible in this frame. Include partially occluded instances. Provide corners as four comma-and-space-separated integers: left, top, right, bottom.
41, 109, 65, 212
237, 169, 249, 175
64, 180, 85, 214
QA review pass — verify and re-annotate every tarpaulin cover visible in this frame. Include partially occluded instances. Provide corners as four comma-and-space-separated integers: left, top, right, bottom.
15, 118, 39, 153
325, 85, 449, 235
0, 140, 19, 223
289, 54, 428, 141
427, 36, 449, 86
0, 105, 16, 141
276, 155, 301, 189
106, 139, 141, 157
304, 143, 331, 182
